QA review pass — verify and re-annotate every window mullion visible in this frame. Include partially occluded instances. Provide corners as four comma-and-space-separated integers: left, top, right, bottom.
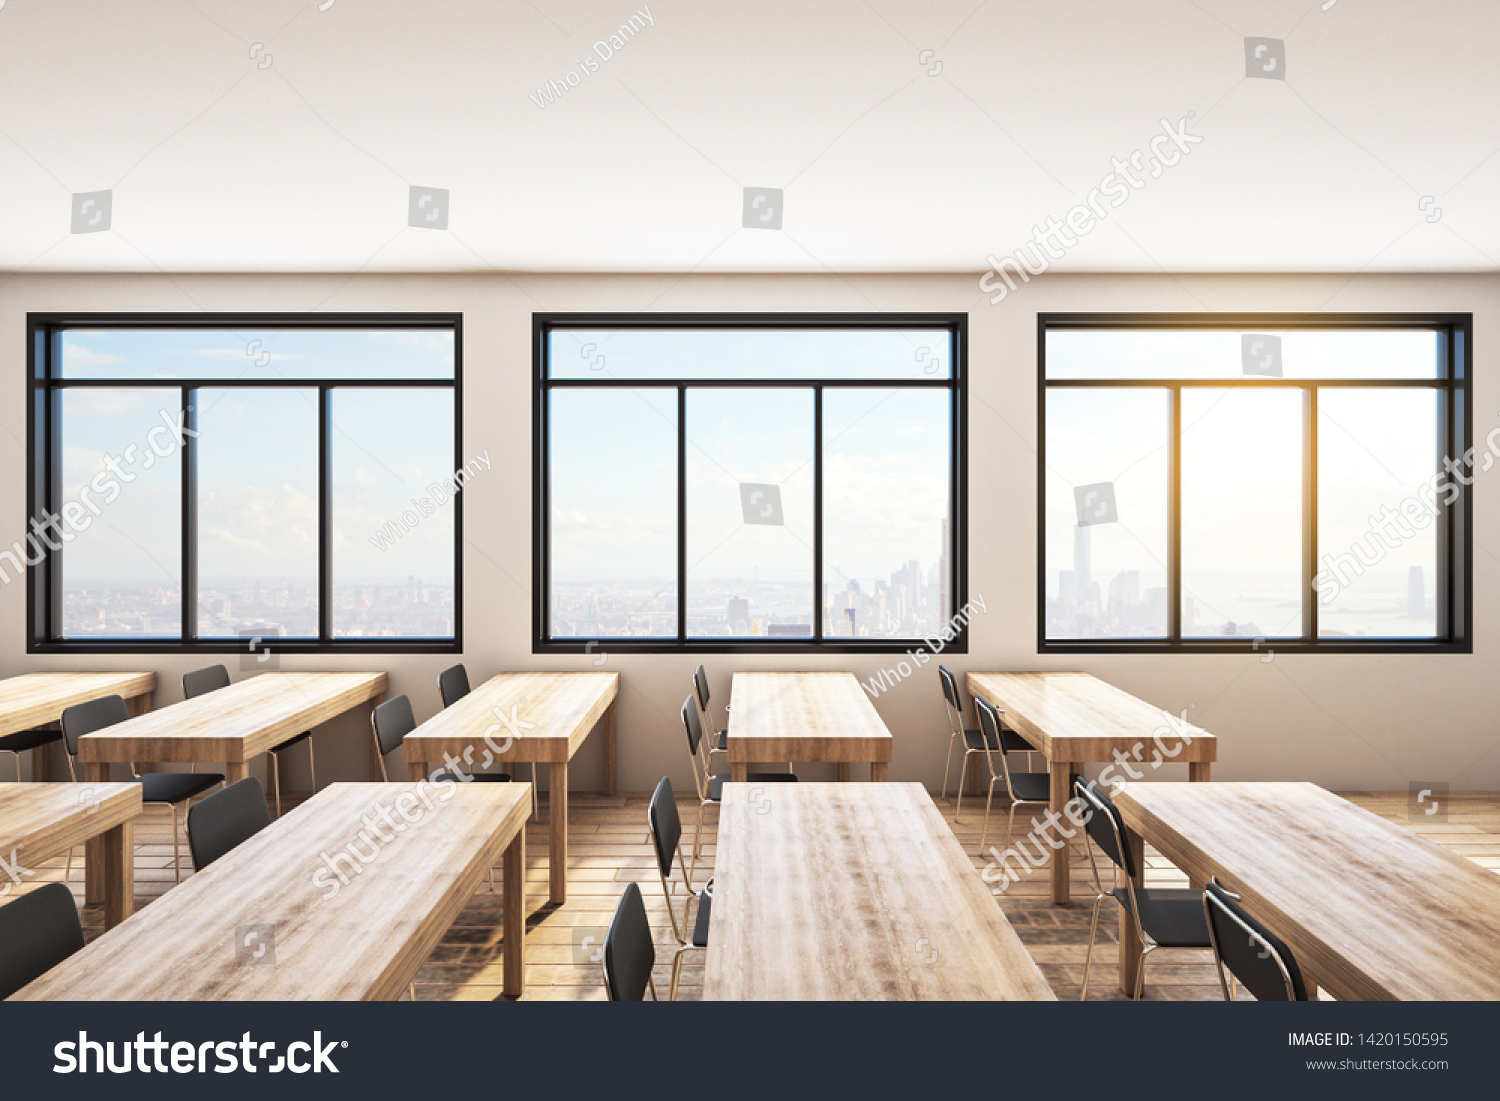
180, 386, 198, 643
1304, 385, 1318, 642
1168, 384, 1181, 643
813, 385, 824, 645
677, 385, 687, 645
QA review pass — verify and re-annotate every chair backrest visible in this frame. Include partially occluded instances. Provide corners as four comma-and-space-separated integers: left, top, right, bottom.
371, 695, 417, 765
182, 664, 231, 700
975, 696, 1012, 782
60, 694, 130, 756
692, 664, 711, 712
1204, 878, 1308, 1002
1072, 777, 1135, 879
0, 882, 85, 999
937, 665, 959, 710
187, 776, 271, 871
680, 695, 705, 758
437, 664, 471, 709
647, 775, 682, 880
603, 882, 655, 1001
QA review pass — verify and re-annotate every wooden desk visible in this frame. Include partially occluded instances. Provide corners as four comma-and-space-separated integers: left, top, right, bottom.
727, 672, 893, 782
966, 671, 1214, 905
0, 672, 156, 780
704, 782, 1052, 1000
402, 671, 618, 905
0, 782, 141, 928
1114, 782, 1500, 1001
76, 671, 387, 785
9, 782, 530, 1001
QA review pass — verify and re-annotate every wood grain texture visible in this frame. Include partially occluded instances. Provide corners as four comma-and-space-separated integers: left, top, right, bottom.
9, 782, 531, 1001
76, 672, 387, 765
703, 782, 1054, 1001
1114, 782, 1500, 1001
0, 782, 141, 928
726, 672, 893, 765
402, 672, 618, 766
0, 672, 156, 738
965, 671, 1215, 765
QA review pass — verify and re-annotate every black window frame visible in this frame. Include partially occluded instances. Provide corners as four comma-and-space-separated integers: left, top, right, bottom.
533, 312, 969, 655
1038, 312, 1473, 656
26, 311, 464, 655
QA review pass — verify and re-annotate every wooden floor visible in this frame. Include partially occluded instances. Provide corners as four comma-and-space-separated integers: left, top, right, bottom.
9, 785, 1499, 1001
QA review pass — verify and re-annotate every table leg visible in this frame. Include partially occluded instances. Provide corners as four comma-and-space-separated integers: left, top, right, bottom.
549, 760, 568, 905
83, 762, 109, 905
503, 823, 527, 997
602, 698, 616, 796
1049, 759, 1076, 905
128, 691, 153, 718
836, 763, 851, 782
368, 696, 385, 781
1117, 826, 1146, 996
225, 760, 248, 784
101, 818, 134, 928
408, 761, 426, 782
1189, 761, 1212, 783
31, 745, 48, 782
730, 762, 748, 783
870, 761, 889, 782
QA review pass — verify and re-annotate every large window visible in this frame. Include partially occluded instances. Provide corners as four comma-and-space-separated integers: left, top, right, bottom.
534, 314, 966, 653
27, 314, 462, 653
1039, 315, 1471, 653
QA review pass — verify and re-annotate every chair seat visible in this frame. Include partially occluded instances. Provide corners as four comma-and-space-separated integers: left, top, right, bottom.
270, 730, 313, 753
692, 891, 712, 948
1112, 887, 1211, 948
138, 771, 225, 806
962, 726, 1036, 754
713, 730, 728, 751
1003, 771, 1053, 803
0, 728, 63, 754
434, 772, 514, 783
708, 771, 798, 801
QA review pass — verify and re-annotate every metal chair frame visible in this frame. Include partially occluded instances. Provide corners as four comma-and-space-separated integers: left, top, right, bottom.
974, 695, 1050, 856
647, 777, 712, 1001
1203, 876, 1302, 1002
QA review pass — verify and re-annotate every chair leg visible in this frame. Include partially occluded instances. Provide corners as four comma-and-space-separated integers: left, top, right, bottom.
689, 801, 709, 884
65, 845, 74, 885
172, 806, 183, 884
939, 737, 955, 805
1133, 946, 1152, 1001
307, 738, 317, 799
955, 750, 969, 822
270, 752, 282, 819
977, 779, 997, 856
408, 982, 416, 1001
669, 949, 687, 1002
1080, 895, 1104, 1000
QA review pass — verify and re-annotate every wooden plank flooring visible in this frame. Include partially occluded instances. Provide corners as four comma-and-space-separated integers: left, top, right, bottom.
3, 786, 1496, 1001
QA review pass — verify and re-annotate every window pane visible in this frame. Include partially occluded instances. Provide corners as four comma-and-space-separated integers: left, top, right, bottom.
822, 389, 950, 639
1317, 389, 1439, 638
1045, 389, 1168, 638
60, 329, 455, 381
548, 329, 951, 380
1181, 389, 1304, 638
1047, 329, 1440, 380
196, 389, 319, 638
685, 389, 813, 637
58, 388, 182, 637
549, 388, 677, 638
331, 389, 455, 638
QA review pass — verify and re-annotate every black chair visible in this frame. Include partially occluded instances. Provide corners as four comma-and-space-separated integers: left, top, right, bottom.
184, 665, 314, 819
1204, 876, 1309, 1001
437, 663, 533, 816
973, 696, 1053, 856
682, 695, 796, 881
186, 776, 272, 871
1075, 777, 1211, 1000
0, 727, 63, 782
0, 882, 85, 999
648, 776, 711, 1000
692, 664, 792, 776
939, 665, 1036, 819
60, 695, 224, 885
602, 881, 657, 1001
373, 694, 509, 889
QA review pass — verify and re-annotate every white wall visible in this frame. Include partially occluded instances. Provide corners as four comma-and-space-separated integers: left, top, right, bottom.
3, 270, 1496, 793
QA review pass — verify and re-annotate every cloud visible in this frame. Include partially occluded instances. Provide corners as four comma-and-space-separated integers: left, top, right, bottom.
192, 347, 304, 361
63, 342, 123, 367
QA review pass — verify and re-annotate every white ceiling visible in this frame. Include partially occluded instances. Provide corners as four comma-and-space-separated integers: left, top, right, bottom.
0, 0, 1496, 274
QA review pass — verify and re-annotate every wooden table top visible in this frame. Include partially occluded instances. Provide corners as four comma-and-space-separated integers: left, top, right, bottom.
1115, 782, 1500, 1001
0, 782, 142, 866
75, 671, 387, 764
966, 671, 1214, 763
703, 782, 1054, 1001
402, 671, 618, 764
10, 782, 530, 1001
726, 672, 893, 762
0, 672, 156, 738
